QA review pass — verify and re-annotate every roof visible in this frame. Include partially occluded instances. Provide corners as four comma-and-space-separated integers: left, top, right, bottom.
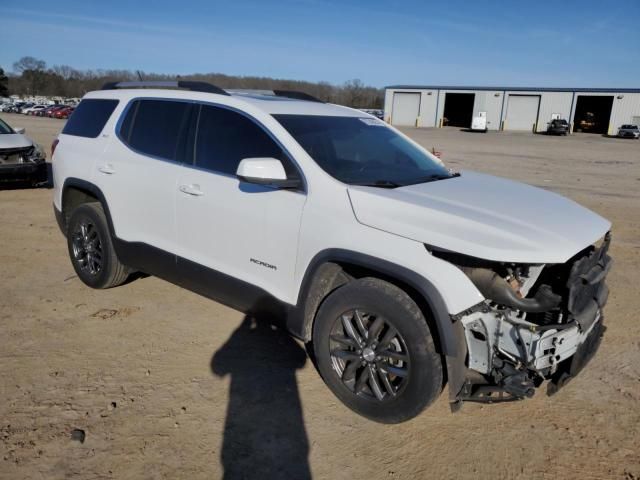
385, 85, 640, 93
86, 88, 362, 117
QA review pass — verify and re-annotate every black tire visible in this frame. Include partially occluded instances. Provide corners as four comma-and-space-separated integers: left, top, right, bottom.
67, 202, 130, 289
312, 277, 443, 423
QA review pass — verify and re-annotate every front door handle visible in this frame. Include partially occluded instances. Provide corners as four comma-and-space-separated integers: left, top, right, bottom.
98, 164, 115, 175
179, 184, 204, 196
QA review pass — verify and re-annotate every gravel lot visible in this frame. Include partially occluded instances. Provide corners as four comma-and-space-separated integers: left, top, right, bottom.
1, 113, 639, 479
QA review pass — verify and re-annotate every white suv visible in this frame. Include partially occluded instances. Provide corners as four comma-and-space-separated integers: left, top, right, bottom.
52, 81, 612, 423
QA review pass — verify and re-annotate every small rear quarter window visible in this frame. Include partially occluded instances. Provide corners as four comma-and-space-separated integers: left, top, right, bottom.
62, 99, 119, 138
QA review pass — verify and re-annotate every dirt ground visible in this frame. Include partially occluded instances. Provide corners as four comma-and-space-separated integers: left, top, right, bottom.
1, 113, 639, 480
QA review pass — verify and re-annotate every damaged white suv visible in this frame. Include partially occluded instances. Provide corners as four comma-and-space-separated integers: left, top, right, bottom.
52, 81, 612, 423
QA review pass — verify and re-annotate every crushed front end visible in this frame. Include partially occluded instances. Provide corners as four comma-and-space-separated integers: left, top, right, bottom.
0, 145, 47, 185
439, 233, 612, 405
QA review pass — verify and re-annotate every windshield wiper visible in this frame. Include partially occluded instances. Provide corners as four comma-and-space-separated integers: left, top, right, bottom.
405, 172, 460, 186
350, 180, 401, 188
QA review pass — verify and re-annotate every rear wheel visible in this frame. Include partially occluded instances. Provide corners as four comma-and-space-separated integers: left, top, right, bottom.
313, 277, 443, 423
67, 202, 130, 289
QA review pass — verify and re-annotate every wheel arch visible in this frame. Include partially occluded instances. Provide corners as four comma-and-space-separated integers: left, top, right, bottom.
290, 249, 461, 359
60, 178, 116, 236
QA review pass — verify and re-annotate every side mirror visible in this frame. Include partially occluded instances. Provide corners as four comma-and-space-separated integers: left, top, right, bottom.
236, 158, 301, 189
14, 127, 26, 134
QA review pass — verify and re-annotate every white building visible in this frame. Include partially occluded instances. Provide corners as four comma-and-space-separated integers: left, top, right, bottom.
384, 86, 640, 135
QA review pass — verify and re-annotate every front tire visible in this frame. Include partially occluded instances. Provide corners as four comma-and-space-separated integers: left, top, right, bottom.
312, 277, 443, 423
67, 202, 130, 289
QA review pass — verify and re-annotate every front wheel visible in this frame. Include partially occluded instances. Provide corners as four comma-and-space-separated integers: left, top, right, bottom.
312, 277, 443, 423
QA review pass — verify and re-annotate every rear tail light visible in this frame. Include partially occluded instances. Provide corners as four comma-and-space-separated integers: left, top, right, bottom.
51, 138, 59, 157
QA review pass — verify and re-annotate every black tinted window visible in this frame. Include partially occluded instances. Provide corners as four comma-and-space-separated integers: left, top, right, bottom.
195, 105, 285, 175
62, 99, 119, 138
123, 99, 194, 162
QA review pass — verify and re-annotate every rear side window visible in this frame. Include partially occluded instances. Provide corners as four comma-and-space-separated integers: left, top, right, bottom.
195, 105, 286, 175
120, 99, 193, 162
62, 99, 119, 138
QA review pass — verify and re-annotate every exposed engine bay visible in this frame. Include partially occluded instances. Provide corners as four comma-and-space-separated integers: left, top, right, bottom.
436, 233, 612, 404
0, 145, 43, 166
0, 145, 47, 185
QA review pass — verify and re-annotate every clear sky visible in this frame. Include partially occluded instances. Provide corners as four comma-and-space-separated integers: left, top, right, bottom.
1, 0, 638, 88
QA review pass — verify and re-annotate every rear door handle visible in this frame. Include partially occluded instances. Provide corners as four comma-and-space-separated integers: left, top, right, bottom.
179, 184, 204, 196
98, 164, 115, 175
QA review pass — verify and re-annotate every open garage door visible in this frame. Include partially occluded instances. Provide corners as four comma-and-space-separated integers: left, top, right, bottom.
391, 92, 420, 126
573, 96, 613, 134
443, 93, 474, 128
505, 95, 540, 131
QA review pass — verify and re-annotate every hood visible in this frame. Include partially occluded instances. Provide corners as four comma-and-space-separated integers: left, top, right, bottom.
0, 134, 33, 150
347, 170, 611, 264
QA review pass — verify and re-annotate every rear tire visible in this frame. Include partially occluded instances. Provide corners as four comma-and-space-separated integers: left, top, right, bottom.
312, 277, 443, 423
67, 202, 130, 289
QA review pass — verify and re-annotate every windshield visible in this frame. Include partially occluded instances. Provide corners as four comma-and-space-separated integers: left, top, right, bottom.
0, 118, 14, 134
274, 114, 452, 187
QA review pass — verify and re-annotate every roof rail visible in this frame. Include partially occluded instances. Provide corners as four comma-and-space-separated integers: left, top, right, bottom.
272, 90, 324, 103
100, 80, 229, 96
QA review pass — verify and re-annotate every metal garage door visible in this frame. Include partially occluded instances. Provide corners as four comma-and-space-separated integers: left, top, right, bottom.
391, 92, 420, 126
505, 95, 540, 131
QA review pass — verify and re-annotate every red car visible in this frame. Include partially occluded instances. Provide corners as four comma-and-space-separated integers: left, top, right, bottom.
43, 105, 66, 117
53, 106, 75, 119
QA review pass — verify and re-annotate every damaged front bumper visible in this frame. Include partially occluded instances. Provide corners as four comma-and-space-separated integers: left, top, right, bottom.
0, 146, 48, 185
452, 233, 612, 406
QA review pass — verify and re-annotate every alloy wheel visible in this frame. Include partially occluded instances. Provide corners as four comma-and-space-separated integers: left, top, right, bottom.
71, 221, 103, 275
329, 309, 410, 402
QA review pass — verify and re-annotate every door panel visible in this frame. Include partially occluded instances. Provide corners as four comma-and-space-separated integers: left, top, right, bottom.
96, 98, 194, 256
175, 104, 306, 304
175, 172, 305, 302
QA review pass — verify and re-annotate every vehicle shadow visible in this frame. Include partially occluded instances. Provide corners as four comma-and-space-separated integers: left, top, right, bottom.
211, 315, 311, 480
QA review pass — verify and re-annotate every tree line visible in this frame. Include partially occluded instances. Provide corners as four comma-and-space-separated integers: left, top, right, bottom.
2, 56, 383, 108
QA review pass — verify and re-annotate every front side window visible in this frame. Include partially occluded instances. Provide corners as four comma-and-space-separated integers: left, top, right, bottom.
195, 105, 289, 176
120, 99, 194, 162
0, 118, 14, 134
274, 115, 452, 187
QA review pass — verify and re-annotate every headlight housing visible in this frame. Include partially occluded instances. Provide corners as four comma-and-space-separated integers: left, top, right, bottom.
26, 143, 46, 162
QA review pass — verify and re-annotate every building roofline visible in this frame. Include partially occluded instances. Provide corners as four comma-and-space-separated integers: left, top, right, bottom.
385, 85, 640, 93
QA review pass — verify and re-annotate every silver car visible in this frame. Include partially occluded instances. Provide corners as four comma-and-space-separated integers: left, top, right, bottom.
617, 124, 640, 139
0, 117, 47, 185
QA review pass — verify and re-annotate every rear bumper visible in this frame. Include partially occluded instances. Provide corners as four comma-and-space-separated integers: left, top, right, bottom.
0, 161, 47, 184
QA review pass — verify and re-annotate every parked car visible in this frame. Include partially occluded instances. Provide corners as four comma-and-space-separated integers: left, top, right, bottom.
23, 105, 47, 115
38, 105, 58, 117
0, 117, 47, 185
12, 102, 30, 113
52, 81, 612, 423
547, 119, 569, 135
1, 103, 20, 113
39, 105, 58, 117
53, 106, 75, 119
44, 105, 67, 117
617, 124, 640, 139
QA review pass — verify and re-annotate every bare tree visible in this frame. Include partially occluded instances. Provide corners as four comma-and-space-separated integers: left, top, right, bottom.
6, 57, 384, 107
13, 56, 46, 74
